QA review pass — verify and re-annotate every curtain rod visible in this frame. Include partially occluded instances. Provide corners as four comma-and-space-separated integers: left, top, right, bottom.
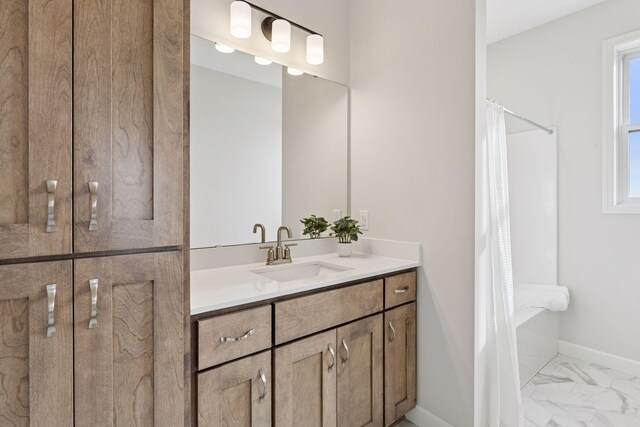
486, 99, 554, 134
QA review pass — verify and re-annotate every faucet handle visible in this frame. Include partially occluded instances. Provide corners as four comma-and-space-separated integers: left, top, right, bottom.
259, 245, 276, 265
283, 243, 297, 260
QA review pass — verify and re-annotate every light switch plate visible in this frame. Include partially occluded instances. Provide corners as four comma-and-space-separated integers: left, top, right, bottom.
359, 210, 369, 230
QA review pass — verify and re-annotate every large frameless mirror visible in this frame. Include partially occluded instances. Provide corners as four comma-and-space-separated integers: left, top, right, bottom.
190, 35, 349, 247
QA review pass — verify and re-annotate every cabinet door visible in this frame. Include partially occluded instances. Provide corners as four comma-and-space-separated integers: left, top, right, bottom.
74, 252, 184, 426
0, 261, 73, 425
336, 315, 383, 427
275, 329, 337, 427
73, 0, 184, 253
384, 303, 416, 426
0, 0, 72, 260
198, 351, 271, 426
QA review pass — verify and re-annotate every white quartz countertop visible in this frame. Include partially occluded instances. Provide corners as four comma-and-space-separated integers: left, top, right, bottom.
191, 252, 420, 315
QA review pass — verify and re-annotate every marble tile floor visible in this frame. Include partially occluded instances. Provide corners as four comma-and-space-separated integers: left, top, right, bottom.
523, 354, 640, 427
397, 420, 418, 427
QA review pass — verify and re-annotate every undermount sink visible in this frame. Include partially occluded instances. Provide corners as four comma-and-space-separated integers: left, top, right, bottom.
251, 262, 352, 283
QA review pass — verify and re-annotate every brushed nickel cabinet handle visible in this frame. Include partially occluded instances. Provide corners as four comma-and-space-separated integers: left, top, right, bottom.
88, 181, 98, 231
394, 286, 409, 294
327, 344, 336, 372
220, 328, 255, 343
46, 284, 57, 337
45, 180, 57, 233
341, 338, 350, 366
388, 321, 396, 345
258, 368, 267, 402
88, 279, 98, 329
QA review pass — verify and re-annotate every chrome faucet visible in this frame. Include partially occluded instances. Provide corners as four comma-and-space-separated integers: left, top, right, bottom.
259, 225, 297, 265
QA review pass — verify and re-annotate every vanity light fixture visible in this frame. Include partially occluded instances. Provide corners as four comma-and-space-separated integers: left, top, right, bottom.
227, 2, 324, 65
306, 34, 324, 65
230, 1, 252, 39
287, 67, 303, 76
270, 19, 291, 53
214, 42, 235, 53
255, 56, 272, 65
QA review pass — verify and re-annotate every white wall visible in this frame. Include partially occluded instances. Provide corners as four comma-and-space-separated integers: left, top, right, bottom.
191, 0, 350, 85
282, 73, 349, 239
350, 1, 477, 425
190, 65, 282, 247
488, 0, 640, 362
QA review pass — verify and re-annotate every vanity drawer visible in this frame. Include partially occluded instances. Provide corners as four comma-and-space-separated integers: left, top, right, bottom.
198, 305, 272, 370
274, 280, 383, 344
385, 271, 417, 308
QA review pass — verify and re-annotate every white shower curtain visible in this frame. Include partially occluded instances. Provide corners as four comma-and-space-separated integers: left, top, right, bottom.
483, 101, 523, 426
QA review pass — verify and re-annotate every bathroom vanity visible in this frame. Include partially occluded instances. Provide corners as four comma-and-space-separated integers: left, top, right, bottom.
188, 27, 419, 426
190, 253, 418, 427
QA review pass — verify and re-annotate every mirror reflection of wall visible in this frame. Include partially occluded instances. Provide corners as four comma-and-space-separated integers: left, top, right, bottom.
190, 35, 348, 248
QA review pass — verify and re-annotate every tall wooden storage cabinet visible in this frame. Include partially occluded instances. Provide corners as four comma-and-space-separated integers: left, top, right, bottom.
0, 0, 73, 260
0, 0, 187, 425
73, 0, 184, 253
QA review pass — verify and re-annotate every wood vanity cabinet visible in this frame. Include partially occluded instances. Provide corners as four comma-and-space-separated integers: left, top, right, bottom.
193, 269, 417, 427
274, 315, 385, 427
0, 261, 74, 425
74, 252, 184, 426
384, 302, 417, 426
0, 0, 73, 260
198, 351, 272, 426
337, 315, 384, 427
275, 329, 338, 426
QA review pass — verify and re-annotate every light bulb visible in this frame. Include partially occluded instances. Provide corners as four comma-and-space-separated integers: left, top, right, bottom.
255, 56, 272, 65
306, 34, 324, 65
271, 19, 291, 53
287, 67, 303, 76
230, 1, 251, 39
214, 43, 235, 53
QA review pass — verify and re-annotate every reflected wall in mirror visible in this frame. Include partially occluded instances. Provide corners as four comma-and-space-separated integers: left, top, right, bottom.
190, 35, 348, 248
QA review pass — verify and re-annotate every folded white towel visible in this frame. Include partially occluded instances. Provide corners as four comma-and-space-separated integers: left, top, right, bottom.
515, 284, 570, 312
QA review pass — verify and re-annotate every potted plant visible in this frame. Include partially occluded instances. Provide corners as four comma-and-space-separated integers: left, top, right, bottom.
300, 215, 330, 239
330, 216, 363, 257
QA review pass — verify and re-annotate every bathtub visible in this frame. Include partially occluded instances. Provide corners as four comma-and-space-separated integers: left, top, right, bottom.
514, 306, 558, 385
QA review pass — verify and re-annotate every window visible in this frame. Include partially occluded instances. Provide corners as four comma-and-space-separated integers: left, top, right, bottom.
603, 31, 640, 213
627, 57, 640, 198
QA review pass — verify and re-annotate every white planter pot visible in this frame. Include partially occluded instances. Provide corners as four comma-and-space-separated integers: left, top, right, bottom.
337, 242, 353, 257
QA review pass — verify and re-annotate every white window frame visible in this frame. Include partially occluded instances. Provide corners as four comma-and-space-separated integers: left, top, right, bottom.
603, 30, 640, 214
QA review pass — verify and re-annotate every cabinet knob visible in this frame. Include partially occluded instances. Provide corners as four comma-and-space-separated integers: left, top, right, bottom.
393, 286, 409, 294
46, 284, 57, 337
88, 279, 98, 329
88, 182, 98, 231
45, 180, 58, 233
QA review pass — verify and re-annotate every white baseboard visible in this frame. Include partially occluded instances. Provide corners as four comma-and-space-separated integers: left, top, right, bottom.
558, 340, 640, 377
406, 405, 454, 427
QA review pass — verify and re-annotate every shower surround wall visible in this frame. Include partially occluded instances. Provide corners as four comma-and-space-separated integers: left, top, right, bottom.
507, 129, 558, 286
488, 0, 640, 364
508, 129, 560, 384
